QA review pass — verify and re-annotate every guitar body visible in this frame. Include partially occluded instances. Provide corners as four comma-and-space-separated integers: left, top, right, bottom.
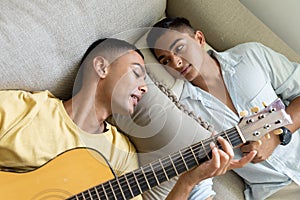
0, 148, 114, 200
0, 98, 292, 200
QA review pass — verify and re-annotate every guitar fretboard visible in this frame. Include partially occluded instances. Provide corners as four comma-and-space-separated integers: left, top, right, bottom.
67, 126, 243, 200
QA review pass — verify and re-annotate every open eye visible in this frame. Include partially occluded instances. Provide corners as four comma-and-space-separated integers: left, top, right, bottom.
175, 44, 184, 53
162, 59, 170, 65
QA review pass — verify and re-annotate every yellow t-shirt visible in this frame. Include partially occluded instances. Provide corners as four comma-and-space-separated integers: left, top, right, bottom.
0, 90, 142, 199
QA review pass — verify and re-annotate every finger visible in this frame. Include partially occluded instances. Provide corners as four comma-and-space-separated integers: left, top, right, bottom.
211, 131, 218, 137
217, 136, 234, 159
210, 142, 220, 170
217, 149, 231, 174
251, 154, 265, 163
240, 142, 257, 153
229, 150, 257, 169
242, 152, 249, 157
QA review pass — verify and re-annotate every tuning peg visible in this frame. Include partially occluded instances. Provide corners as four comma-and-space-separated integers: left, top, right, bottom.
239, 110, 248, 117
265, 133, 271, 140
256, 139, 262, 146
251, 106, 260, 113
262, 101, 268, 108
273, 128, 283, 135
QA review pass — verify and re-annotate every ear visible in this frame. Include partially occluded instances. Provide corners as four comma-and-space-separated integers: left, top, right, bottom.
194, 30, 206, 47
93, 56, 109, 78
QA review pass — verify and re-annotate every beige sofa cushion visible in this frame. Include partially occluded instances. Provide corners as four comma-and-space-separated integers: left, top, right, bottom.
135, 29, 214, 96
167, 0, 300, 63
0, 0, 166, 99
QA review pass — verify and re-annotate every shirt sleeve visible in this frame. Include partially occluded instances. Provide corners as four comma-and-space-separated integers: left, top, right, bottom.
188, 178, 216, 200
256, 43, 300, 104
0, 90, 41, 137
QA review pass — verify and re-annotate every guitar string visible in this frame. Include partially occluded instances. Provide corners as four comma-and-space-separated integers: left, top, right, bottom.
77, 82, 259, 199
80, 128, 244, 199
79, 126, 251, 199
75, 127, 243, 199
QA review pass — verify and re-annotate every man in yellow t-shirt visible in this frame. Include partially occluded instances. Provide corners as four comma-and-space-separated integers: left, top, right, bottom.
0, 38, 255, 200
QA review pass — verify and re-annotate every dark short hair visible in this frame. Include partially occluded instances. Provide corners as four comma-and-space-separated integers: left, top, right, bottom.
73, 38, 144, 96
146, 17, 195, 55
80, 38, 144, 66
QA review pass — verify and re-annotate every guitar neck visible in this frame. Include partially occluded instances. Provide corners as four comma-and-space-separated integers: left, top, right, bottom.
67, 126, 243, 200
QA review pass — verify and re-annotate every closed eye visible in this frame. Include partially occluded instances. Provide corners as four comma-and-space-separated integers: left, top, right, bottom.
133, 69, 141, 78
131, 63, 146, 79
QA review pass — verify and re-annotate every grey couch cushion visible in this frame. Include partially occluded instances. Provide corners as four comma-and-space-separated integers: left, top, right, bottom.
0, 0, 166, 99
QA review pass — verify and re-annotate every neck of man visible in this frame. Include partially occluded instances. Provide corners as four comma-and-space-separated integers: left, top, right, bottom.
63, 87, 110, 134
191, 55, 222, 91
191, 55, 238, 114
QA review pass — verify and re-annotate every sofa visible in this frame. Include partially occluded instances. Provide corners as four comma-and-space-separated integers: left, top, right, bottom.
1, 0, 299, 199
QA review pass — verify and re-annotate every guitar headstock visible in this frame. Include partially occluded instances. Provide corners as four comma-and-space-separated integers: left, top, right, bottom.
238, 98, 292, 142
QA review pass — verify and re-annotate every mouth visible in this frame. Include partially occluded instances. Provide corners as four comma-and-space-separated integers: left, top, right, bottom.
130, 94, 140, 107
180, 64, 191, 75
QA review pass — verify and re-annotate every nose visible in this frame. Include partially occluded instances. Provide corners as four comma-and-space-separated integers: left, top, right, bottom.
172, 54, 182, 68
138, 84, 148, 95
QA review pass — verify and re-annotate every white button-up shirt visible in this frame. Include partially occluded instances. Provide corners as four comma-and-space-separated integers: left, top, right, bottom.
181, 42, 300, 200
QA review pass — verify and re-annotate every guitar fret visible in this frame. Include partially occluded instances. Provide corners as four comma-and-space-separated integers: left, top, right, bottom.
189, 146, 199, 165
82, 192, 87, 200
228, 127, 244, 147
101, 184, 109, 199
183, 148, 198, 169
113, 178, 130, 199
200, 140, 210, 159
149, 163, 160, 185
124, 174, 134, 198
132, 171, 143, 194
159, 159, 169, 181
222, 131, 233, 147
116, 177, 126, 200
124, 172, 141, 196
92, 186, 101, 199
143, 165, 159, 188
135, 168, 149, 192
76, 193, 84, 200
179, 150, 189, 171
108, 181, 117, 199
161, 157, 177, 179
169, 155, 179, 176
87, 189, 93, 199
153, 161, 169, 183
88, 188, 95, 199
141, 167, 151, 189
169, 152, 184, 175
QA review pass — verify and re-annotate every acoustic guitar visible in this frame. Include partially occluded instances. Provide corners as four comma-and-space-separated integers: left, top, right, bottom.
0, 98, 292, 200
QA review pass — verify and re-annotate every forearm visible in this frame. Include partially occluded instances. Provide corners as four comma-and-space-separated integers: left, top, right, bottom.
165, 174, 198, 200
285, 96, 300, 133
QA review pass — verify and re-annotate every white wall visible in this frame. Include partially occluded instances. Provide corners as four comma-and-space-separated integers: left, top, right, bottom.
240, 0, 300, 56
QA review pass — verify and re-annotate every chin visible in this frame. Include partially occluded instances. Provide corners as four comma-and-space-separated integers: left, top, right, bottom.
128, 108, 134, 115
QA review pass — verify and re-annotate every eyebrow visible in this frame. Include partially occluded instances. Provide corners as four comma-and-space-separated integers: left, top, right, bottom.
169, 38, 183, 51
157, 38, 183, 62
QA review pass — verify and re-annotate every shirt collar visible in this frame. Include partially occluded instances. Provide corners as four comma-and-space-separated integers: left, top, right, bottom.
180, 81, 201, 101
180, 49, 243, 101
207, 49, 243, 76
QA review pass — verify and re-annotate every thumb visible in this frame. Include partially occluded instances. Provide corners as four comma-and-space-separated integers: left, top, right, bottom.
229, 150, 257, 170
